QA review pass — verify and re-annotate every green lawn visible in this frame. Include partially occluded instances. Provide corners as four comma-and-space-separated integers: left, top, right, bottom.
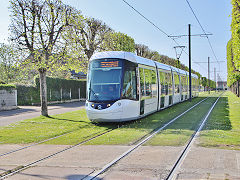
145, 93, 220, 146
84, 97, 210, 145
0, 110, 116, 144
199, 91, 240, 150
0, 96, 207, 145
2, 91, 235, 149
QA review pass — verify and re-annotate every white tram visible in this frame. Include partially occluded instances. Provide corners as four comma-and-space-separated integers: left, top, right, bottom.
85, 51, 200, 122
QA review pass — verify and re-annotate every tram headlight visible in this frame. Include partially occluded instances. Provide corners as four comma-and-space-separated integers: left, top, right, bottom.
107, 104, 111, 108
91, 104, 94, 108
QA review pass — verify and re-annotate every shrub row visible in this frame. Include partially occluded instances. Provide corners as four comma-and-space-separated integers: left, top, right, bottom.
17, 77, 86, 105
0, 84, 16, 91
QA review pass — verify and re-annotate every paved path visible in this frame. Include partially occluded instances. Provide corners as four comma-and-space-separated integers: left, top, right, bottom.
0, 101, 85, 127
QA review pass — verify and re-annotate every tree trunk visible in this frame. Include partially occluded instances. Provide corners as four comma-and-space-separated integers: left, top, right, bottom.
39, 68, 48, 116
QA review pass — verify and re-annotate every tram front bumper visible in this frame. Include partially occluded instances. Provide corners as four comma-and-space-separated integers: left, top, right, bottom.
86, 104, 123, 122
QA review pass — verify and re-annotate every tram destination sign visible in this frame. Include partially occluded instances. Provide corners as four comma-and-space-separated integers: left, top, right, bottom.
100, 61, 119, 68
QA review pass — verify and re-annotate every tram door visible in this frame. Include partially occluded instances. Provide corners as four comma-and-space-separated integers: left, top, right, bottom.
139, 66, 158, 115
139, 68, 145, 115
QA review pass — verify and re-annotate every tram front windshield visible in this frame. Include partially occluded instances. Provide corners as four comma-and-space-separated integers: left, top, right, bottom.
88, 59, 123, 102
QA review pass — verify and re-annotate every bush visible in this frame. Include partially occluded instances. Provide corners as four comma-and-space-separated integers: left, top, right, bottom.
0, 84, 16, 91
16, 84, 40, 105
17, 77, 86, 105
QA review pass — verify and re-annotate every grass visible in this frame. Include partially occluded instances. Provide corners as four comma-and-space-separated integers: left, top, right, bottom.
199, 91, 240, 150
84, 97, 211, 145
0, 96, 207, 145
2, 91, 237, 150
0, 110, 116, 144
145, 93, 220, 146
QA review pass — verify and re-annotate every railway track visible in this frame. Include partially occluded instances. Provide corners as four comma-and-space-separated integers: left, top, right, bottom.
0, 95, 220, 179
0, 124, 91, 157
81, 94, 222, 180
166, 95, 222, 179
0, 128, 115, 179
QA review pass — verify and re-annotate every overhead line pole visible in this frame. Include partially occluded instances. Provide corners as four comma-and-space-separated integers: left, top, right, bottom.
214, 67, 216, 92
168, 25, 213, 102
208, 57, 210, 94
189, 24, 192, 102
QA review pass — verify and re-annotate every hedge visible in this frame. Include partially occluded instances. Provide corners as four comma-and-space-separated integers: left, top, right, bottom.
17, 77, 86, 105
0, 84, 16, 91
16, 84, 40, 105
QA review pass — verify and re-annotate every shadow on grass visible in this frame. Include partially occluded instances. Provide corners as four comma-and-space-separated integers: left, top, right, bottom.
94, 96, 232, 132
48, 96, 232, 134
202, 97, 232, 130
94, 97, 206, 131
47, 116, 122, 130
47, 116, 90, 124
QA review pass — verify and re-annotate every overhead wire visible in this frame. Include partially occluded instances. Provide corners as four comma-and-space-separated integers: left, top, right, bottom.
185, 0, 221, 68
122, 0, 208, 73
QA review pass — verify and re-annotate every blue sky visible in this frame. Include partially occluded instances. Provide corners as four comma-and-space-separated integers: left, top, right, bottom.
0, 0, 232, 81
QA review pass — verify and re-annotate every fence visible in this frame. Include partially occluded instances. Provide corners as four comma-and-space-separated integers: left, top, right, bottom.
0, 89, 17, 110
47, 87, 85, 105
17, 77, 86, 105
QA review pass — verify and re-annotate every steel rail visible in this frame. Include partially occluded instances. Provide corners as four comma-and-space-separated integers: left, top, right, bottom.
0, 129, 115, 180
166, 94, 222, 180
0, 125, 90, 157
83, 97, 209, 180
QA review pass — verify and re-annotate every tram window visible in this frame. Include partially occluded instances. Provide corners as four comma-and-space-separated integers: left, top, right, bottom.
151, 70, 157, 97
122, 68, 137, 99
194, 78, 197, 91
192, 78, 194, 91
197, 78, 200, 90
181, 76, 186, 93
180, 76, 183, 92
174, 73, 180, 94
165, 73, 169, 95
166, 72, 172, 95
144, 69, 152, 97
159, 71, 165, 95
192, 78, 195, 91
185, 76, 188, 92
88, 63, 122, 101
139, 68, 145, 97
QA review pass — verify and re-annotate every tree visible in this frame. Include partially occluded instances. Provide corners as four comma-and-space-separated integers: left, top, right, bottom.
101, 31, 135, 52
64, 16, 112, 73
0, 43, 18, 84
231, 0, 240, 71
201, 77, 207, 91
9, 0, 73, 116
135, 44, 151, 58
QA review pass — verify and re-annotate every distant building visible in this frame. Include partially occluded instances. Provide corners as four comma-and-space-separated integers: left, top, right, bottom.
217, 81, 227, 90
70, 70, 87, 79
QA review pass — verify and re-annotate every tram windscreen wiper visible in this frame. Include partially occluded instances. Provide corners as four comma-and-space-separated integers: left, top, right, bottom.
89, 87, 99, 100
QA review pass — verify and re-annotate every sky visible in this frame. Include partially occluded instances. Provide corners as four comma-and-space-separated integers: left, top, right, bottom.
0, 0, 232, 81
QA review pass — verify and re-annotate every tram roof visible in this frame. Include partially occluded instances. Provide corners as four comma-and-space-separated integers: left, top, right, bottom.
178, 69, 188, 76
192, 74, 198, 78
90, 51, 199, 78
155, 61, 172, 71
90, 51, 155, 67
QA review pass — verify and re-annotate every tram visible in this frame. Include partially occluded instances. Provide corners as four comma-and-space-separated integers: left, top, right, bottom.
85, 51, 199, 122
